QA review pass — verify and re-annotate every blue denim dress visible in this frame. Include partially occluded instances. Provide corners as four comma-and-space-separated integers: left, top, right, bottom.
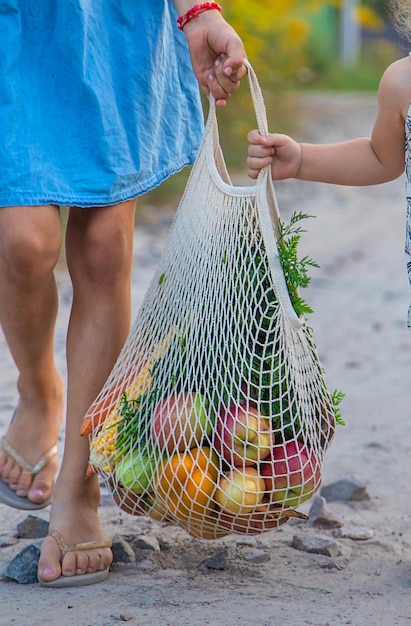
0, 1, 204, 207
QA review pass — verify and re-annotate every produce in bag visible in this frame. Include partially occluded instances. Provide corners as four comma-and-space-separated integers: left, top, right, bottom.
83, 61, 342, 538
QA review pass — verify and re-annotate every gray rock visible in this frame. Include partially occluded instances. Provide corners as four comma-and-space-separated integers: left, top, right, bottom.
16, 515, 49, 539
111, 537, 136, 563
241, 548, 270, 564
320, 478, 370, 503
308, 496, 343, 529
1, 544, 40, 584
132, 535, 160, 552
292, 533, 342, 557
200, 548, 228, 570
332, 525, 374, 541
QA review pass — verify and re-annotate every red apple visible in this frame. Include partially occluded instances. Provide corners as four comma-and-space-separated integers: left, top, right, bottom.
261, 440, 321, 508
112, 486, 148, 517
214, 467, 266, 515
214, 403, 274, 466
151, 392, 213, 452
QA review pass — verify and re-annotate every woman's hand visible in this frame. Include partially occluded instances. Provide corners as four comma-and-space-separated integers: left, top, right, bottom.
182, 10, 246, 106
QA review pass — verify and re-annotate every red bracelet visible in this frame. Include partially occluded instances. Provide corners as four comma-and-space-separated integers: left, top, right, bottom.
177, 3, 222, 31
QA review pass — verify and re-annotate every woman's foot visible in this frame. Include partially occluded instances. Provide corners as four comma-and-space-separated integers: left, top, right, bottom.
37, 478, 113, 586
0, 378, 63, 506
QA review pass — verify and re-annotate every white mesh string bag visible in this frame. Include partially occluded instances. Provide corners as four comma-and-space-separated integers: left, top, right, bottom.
83, 61, 337, 539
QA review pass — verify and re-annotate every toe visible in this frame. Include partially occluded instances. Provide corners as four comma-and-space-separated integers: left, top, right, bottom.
29, 475, 51, 504
28, 454, 58, 504
86, 548, 103, 573
72, 551, 89, 576
61, 551, 77, 577
13, 468, 32, 497
1, 455, 15, 482
38, 535, 63, 583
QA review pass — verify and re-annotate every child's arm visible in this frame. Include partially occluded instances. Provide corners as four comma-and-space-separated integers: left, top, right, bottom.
248, 58, 408, 186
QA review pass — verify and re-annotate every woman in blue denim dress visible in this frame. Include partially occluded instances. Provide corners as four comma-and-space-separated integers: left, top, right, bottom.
0, 0, 246, 586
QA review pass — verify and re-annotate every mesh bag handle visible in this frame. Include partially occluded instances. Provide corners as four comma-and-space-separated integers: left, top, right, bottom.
83, 60, 337, 539
206, 59, 303, 330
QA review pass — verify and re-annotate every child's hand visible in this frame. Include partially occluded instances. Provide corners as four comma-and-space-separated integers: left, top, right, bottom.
247, 130, 302, 180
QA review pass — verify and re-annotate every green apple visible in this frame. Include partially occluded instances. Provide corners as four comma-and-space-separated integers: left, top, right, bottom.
115, 450, 159, 495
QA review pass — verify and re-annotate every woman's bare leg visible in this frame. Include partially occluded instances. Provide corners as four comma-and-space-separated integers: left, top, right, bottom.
38, 199, 136, 583
0, 205, 64, 504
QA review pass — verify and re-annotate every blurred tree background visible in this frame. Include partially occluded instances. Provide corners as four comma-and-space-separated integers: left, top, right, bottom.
141, 0, 404, 211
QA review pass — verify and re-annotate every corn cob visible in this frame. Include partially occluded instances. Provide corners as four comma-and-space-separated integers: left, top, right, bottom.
89, 415, 120, 473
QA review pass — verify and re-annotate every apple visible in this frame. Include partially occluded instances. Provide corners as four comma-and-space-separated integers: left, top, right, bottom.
214, 403, 274, 466
260, 440, 321, 508
115, 449, 159, 495
214, 467, 266, 515
151, 391, 213, 452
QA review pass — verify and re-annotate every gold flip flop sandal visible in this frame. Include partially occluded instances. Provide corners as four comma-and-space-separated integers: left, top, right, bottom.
38, 530, 112, 588
0, 436, 57, 510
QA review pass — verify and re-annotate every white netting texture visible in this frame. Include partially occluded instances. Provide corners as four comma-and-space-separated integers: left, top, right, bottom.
82, 63, 337, 539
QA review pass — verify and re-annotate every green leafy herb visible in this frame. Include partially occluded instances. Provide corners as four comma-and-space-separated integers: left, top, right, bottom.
114, 387, 159, 458
277, 211, 319, 317
331, 389, 345, 426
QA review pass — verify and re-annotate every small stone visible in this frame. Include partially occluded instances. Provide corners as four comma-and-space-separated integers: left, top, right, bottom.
319, 559, 347, 571
1, 544, 40, 584
292, 533, 342, 558
308, 496, 343, 529
111, 537, 136, 563
16, 515, 49, 539
320, 478, 370, 503
241, 548, 270, 564
119, 614, 135, 622
332, 525, 374, 541
132, 535, 160, 552
200, 548, 228, 570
